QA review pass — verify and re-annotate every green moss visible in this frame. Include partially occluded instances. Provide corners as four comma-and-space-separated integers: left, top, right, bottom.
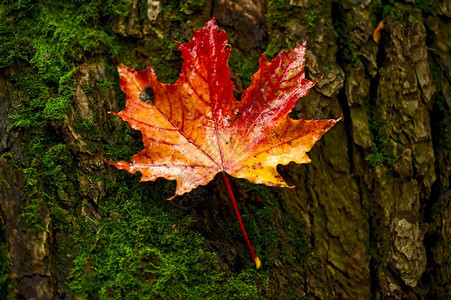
1, 0, 134, 233
19, 140, 77, 233
180, 0, 206, 12
347, 42, 364, 67
74, 117, 102, 142
304, 3, 319, 31
265, 1, 320, 60
366, 122, 394, 168
143, 33, 183, 84
96, 79, 115, 89
375, 1, 423, 21
21, 200, 47, 234
264, 36, 285, 61
266, 0, 296, 25
365, 99, 396, 168
390, 3, 411, 21
322, 64, 333, 72
68, 173, 265, 299
44, 68, 77, 122
238, 181, 312, 266
285, 220, 311, 260
414, 0, 438, 14
266, 0, 319, 29
228, 47, 259, 89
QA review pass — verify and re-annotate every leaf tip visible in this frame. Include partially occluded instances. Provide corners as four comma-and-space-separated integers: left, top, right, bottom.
316, 74, 324, 84
297, 39, 308, 49
258, 53, 270, 67
114, 60, 128, 74
113, 59, 128, 72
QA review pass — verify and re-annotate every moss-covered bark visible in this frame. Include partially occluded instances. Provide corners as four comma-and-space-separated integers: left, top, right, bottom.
0, 0, 449, 298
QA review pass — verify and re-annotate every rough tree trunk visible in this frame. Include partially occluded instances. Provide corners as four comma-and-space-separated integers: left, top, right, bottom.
0, 0, 449, 299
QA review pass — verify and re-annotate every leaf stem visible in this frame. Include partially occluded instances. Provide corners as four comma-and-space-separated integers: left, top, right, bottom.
222, 172, 261, 269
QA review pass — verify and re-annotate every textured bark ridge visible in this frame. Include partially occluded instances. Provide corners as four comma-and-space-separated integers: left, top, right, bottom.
0, 0, 449, 298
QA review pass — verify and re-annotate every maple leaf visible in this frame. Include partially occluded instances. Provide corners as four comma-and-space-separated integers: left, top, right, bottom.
108, 18, 340, 268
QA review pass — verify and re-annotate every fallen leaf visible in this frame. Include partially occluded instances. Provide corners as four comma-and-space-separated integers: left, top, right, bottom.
109, 18, 340, 199
108, 18, 340, 268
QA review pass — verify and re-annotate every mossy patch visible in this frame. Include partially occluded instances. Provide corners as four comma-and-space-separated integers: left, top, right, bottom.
69, 173, 265, 299
265, 1, 324, 61
365, 98, 396, 168
375, 0, 424, 21
228, 45, 260, 90
180, 0, 206, 13
237, 181, 312, 266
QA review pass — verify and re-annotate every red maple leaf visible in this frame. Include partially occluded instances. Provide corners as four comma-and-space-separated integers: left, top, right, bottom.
108, 18, 340, 268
